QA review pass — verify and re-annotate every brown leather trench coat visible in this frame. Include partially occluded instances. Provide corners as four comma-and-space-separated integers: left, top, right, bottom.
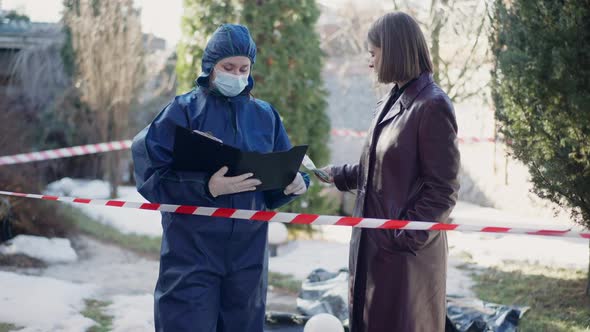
332, 72, 460, 332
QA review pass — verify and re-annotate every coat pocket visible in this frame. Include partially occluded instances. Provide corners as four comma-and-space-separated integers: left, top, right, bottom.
367, 205, 417, 256
368, 229, 417, 256
384, 197, 424, 255
398, 179, 424, 220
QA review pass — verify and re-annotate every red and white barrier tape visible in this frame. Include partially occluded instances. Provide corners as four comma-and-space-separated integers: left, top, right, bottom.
457, 137, 497, 144
0, 190, 587, 239
331, 129, 369, 138
0, 130, 498, 166
331, 129, 497, 143
0, 140, 132, 166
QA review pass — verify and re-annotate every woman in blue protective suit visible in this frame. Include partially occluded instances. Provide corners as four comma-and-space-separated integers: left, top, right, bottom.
131, 24, 310, 332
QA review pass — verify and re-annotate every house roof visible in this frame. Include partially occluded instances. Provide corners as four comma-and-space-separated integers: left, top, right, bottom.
0, 20, 62, 50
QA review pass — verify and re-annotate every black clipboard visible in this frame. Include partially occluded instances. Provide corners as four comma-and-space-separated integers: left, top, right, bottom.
171, 126, 308, 191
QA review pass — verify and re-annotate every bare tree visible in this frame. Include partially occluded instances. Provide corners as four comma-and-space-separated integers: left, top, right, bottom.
320, 1, 489, 104
63, 0, 144, 197
9, 32, 105, 181
393, 0, 490, 103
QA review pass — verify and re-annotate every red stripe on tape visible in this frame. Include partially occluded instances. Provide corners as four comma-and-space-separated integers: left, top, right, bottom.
430, 223, 459, 231
140, 203, 161, 210
482, 227, 511, 233
212, 208, 237, 218
40, 151, 51, 159
175, 205, 197, 214
291, 214, 319, 224
42, 195, 59, 201
582, 233, 590, 239
106, 200, 125, 207
379, 220, 410, 229
73, 198, 91, 204
251, 211, 277, 221
335, 217, 363, 226
527, 230, 570, 236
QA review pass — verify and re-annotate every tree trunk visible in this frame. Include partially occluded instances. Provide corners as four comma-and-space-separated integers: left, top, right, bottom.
107, 108, 119, 198
504, 153, 509, 185
108, 151, 120, 199
430, 0, 442, 84
429, 0, 449, 85
493, 116, 498, 175
586, 240, 590, 296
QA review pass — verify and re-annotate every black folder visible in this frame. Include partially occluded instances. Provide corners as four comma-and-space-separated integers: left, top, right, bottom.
171, 126, 308, 191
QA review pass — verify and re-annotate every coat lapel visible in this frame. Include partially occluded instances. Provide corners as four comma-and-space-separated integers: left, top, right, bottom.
362, 89, 393, 169
377, 72, 435, 127
378, 99, 403, 126
372, 89, 394, 129
361, 89, 393, 178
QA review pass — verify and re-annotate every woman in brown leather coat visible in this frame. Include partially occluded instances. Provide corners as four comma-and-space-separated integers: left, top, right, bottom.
319, 12, 460, 332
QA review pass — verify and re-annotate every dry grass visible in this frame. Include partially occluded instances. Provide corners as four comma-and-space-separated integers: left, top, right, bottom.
468, 263, 590, 332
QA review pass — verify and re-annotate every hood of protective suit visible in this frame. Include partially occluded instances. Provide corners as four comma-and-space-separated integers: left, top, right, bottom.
196, 24, 257, 92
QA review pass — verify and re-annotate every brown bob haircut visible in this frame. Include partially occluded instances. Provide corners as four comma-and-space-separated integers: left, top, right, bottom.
368, 12, 433, 83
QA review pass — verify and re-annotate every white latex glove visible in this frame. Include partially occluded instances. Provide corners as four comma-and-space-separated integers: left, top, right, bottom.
316, 166, 334, 184
284, 172, 307, 196
208, 166, 262, 197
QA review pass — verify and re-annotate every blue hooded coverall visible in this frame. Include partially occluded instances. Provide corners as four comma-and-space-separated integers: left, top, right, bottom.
132, 24, 309, 332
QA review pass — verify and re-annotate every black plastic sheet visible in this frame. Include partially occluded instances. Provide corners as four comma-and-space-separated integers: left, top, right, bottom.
446, 295, 528, 332
296, 268, 349, 325
264, 312, 308, 332
264, 268, 529, 332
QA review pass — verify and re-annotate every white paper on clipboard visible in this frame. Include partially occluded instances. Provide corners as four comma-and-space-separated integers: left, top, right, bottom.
192, 129, 223, 143
302, 155, 331, 183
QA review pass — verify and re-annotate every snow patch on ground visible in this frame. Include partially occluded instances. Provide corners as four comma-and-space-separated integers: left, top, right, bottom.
0, 235, 77, 264
107, 294, 154, 332
0, 271, 97, 332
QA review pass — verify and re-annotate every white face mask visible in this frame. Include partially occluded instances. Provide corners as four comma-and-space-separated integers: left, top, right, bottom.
212, 71, 249, 97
